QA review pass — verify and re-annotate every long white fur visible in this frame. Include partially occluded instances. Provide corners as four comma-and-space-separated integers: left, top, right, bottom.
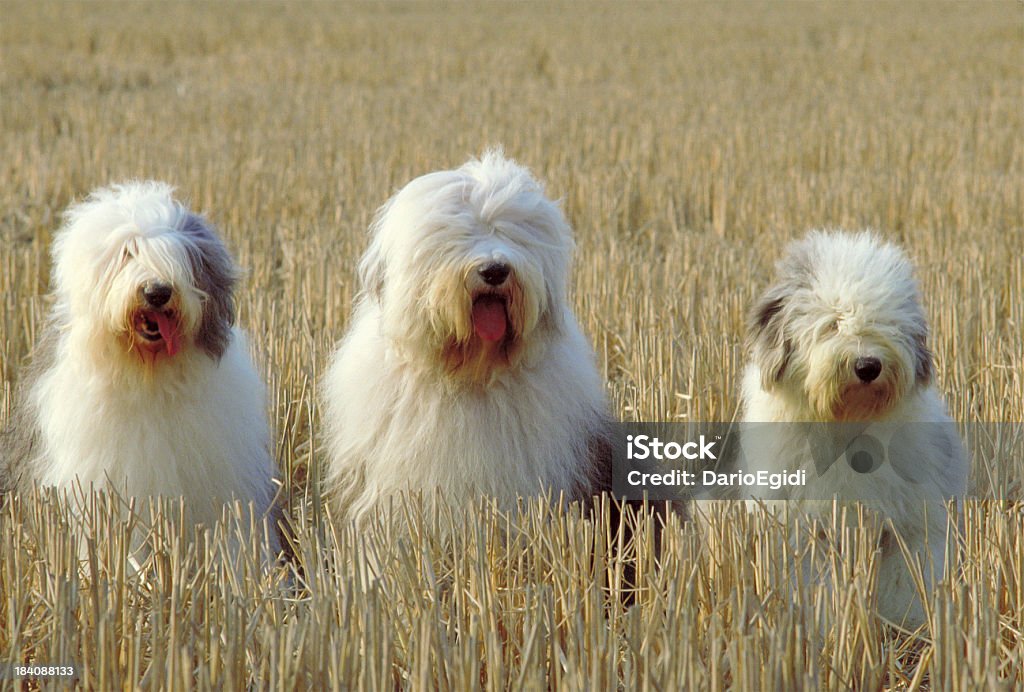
740, 230, 968, 627
28, 332, 274, 528
10, 182, 279, 548
322, 150, 609, 525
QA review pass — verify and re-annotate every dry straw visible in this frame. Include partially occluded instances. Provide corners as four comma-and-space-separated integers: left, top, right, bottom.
2, 1, 1021, 688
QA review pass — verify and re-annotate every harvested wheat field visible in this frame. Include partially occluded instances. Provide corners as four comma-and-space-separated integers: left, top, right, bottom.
1, 1, 1022, 689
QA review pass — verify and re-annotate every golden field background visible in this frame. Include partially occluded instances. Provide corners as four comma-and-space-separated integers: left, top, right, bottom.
1, 1, 1021, 689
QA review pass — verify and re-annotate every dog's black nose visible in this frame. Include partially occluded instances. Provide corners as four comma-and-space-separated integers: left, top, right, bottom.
478, 262, 510, 286
143, 283, 172, 308
854, 357, 882, 383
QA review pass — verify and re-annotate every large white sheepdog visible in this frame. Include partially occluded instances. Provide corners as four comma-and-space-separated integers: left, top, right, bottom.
740, 230, 968, 626
322, 151, 611, 524
2, 182, 280, 547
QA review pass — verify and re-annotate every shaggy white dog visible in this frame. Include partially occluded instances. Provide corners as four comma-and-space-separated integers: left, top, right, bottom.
739, 230, 968, 626
322, 150, 611, 525
2, 182, 280, 549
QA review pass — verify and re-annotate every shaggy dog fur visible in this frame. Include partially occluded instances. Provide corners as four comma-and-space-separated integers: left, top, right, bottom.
739, 230, 968, 626
322, 151, 611, 525
2, 182, 280, 550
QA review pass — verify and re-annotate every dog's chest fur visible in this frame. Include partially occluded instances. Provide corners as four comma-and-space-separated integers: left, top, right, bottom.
325, 307, 608, 520
25, 329, 273, 525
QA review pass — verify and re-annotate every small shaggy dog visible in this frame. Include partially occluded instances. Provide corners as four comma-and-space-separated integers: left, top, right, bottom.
322, 151, 611, 524
739, 230, 968, 626
2, 182, 280, 548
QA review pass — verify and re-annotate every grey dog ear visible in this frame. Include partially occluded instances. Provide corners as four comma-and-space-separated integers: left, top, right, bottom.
358, 203, 392, 303
358, 237, 386, 303
748, 285, 792, 390
181, 214, 238, 359
913, 328, 933, 386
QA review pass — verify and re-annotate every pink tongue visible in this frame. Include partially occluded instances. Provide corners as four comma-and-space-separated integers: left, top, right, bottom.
153, 312, 180, 356
472, 297, 507, 342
